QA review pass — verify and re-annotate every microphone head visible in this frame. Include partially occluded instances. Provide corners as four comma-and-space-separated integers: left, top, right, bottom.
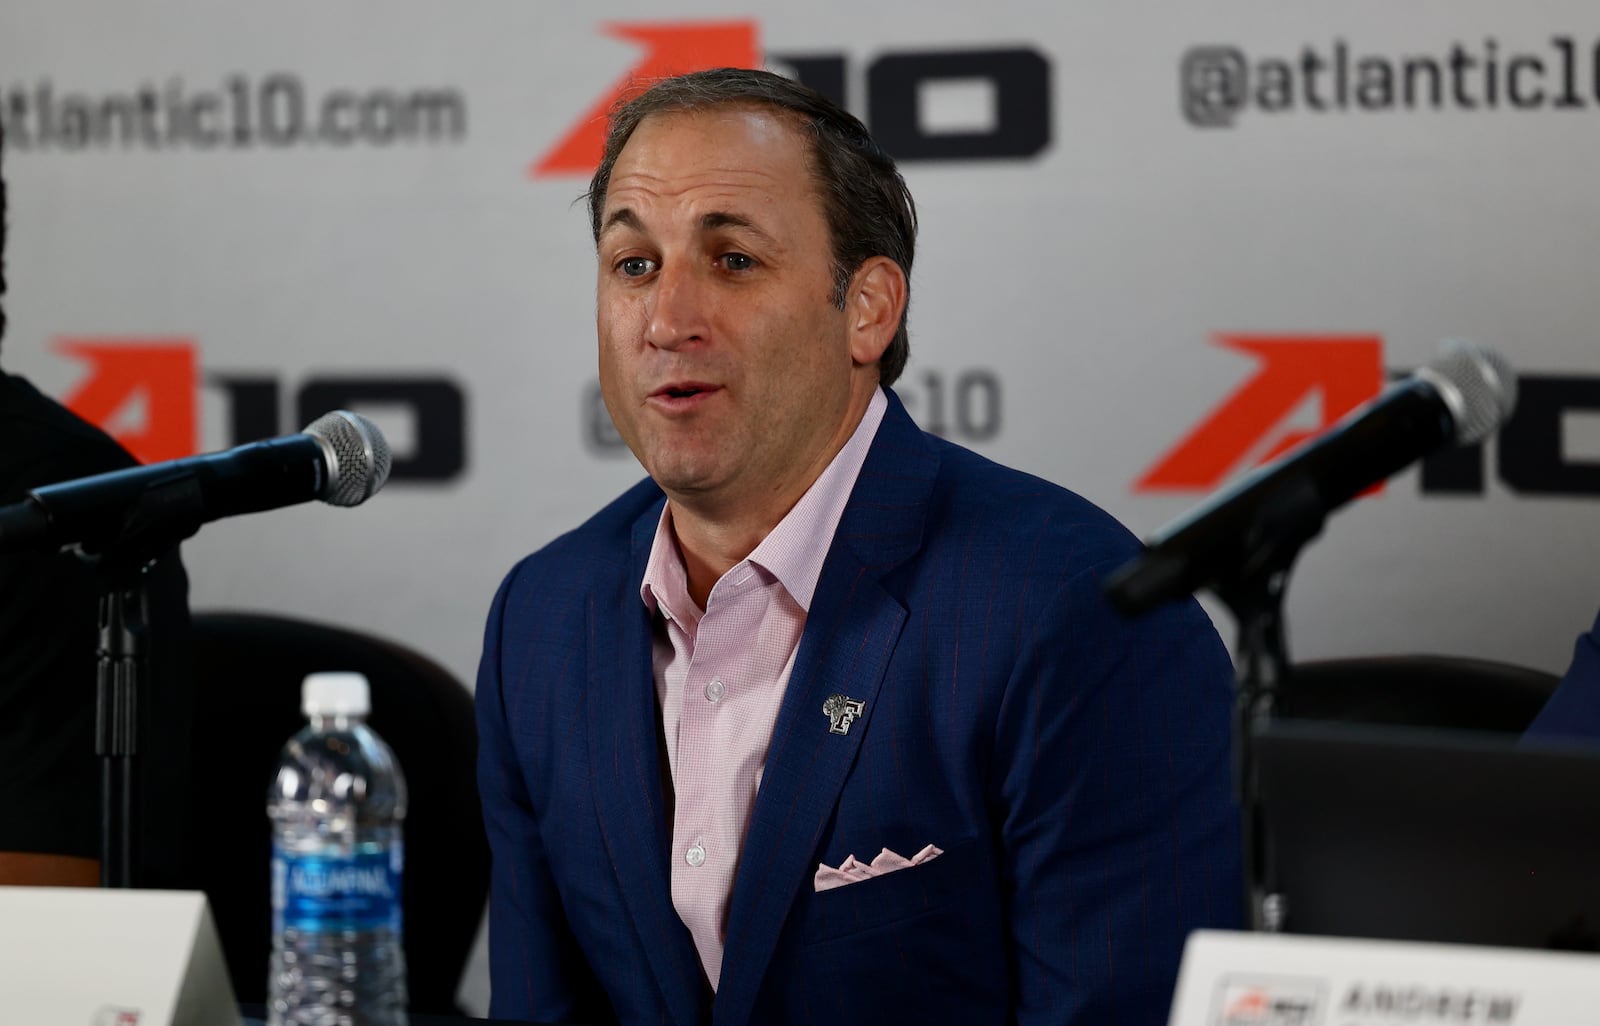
303, 411, 392, 506
1417, 340, 1517, 446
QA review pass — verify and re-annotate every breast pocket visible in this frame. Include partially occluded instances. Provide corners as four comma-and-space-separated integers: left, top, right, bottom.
802, 836, 983, 944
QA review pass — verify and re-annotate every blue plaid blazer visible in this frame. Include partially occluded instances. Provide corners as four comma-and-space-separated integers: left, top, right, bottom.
475, 389, 1242, 1025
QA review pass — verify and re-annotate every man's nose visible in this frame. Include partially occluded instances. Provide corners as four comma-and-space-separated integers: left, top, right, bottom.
644, 263, 710, 351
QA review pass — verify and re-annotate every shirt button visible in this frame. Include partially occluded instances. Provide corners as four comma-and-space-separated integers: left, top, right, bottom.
705, 679, 726, 703
685, 843, 707, 868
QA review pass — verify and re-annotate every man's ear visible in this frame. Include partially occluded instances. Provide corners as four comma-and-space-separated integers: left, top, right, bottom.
846, 257, 907, 367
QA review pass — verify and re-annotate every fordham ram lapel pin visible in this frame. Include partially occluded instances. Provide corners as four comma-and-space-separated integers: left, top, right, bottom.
822, 694, 866, 736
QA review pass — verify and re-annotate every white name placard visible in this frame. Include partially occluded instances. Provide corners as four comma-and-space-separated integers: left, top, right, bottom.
0, 887, 239, 1026
1169, 930, 1600, 1026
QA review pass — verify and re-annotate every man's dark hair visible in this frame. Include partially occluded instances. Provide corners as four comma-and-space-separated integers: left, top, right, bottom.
586, 67, 917, 387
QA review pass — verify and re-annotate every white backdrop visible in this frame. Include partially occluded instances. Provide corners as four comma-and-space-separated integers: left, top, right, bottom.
4, 1, 1599, 1011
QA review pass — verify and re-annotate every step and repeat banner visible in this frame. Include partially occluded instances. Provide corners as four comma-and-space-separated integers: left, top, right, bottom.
3, 1, 1597, 692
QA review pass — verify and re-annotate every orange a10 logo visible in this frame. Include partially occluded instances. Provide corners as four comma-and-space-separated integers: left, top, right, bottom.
57, 338, 198, 465
1138, 334, 1600, 499
1136, 335, 1384, 494
54, 337, 465, 482
531, 19, 1052, 177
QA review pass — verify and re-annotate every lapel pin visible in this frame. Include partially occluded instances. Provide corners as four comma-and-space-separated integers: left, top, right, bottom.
822, 694, 866, 736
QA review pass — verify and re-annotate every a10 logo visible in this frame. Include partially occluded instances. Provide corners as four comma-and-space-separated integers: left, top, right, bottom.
532, 20, 1051, 177
56, 338, 465, 482
1139, 335, 1600, 498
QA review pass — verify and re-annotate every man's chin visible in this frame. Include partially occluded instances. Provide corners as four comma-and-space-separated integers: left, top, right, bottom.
643, 458, 727, 500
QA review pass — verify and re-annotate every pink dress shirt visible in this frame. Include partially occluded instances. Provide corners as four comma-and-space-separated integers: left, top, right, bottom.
639, 388, 888, 991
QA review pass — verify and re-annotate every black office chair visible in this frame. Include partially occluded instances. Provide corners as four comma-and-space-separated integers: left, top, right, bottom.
182, 611, 488, 1015
1279, 654, 1561, 733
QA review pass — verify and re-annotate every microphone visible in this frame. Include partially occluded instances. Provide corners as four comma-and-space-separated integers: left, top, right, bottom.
1105, 341, 1516, 616
0, 410, 392, 553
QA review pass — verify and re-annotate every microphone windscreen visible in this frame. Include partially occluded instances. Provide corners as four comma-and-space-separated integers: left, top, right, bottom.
1423, 340, 1516, 446
303, 411, 392, 506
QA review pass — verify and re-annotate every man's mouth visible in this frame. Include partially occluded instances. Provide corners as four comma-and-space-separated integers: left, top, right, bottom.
651, 382, 719, 402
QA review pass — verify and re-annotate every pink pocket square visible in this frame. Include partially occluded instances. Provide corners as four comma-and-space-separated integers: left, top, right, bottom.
813, 843, 944, 892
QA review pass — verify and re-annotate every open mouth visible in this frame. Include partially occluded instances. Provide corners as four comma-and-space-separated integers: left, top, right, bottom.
653, 382, 717, 402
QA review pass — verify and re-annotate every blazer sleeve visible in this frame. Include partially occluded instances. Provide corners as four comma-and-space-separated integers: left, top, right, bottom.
1524, 607, 1600, 741
475, 568, 615, 1024
990, 555, 1242, 1025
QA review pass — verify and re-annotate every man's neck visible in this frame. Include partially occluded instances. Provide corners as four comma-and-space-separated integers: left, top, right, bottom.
668, 457, 835, 608
666, 382, 879, 609
670, 514, 772, 610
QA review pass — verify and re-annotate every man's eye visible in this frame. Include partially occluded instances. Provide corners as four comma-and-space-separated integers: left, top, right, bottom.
720, 253, 755, 272
618, 257, 656, 277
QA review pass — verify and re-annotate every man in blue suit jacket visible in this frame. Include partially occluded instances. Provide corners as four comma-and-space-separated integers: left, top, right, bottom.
476, 68, 1241, 1025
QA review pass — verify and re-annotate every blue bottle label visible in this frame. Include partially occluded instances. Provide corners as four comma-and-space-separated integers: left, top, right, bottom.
272, 845, 403, 933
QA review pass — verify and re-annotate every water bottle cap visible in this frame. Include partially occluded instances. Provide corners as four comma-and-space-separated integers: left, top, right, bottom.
302, 672, 370, 717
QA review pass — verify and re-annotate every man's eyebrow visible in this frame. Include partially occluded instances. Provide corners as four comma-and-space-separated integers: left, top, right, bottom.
700, 211, 779, 247
598, 208, 782, 247
599, 208, 644, 239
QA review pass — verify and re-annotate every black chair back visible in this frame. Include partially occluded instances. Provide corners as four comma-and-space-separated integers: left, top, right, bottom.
1280, 654, 1560, 733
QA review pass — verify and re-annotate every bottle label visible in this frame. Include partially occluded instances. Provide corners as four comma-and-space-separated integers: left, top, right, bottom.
272, 845, 403, 934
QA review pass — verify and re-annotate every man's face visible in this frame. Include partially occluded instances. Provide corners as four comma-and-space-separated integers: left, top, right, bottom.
596, 106, 866, 518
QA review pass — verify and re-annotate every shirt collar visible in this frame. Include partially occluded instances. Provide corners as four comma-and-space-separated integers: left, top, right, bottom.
640, 387, 888, 619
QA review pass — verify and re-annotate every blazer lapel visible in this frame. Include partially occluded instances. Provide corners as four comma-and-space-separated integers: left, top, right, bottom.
587, 499, 710, 1025
714, 392, 938, 1025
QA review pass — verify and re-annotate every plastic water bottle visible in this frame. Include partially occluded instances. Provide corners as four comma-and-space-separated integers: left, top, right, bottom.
268, 672, 409, 1026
